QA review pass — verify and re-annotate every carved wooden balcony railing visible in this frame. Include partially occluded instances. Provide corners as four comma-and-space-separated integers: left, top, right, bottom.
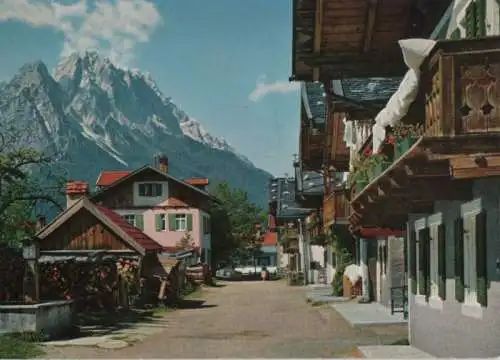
323, 187, 350, 228
423, 37, 500, 137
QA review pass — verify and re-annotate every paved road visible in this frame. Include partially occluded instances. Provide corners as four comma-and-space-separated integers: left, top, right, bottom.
44, 280, 406, 358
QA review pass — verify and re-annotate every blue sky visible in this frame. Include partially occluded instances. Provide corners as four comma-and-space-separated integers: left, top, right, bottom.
0, 0, 300, 177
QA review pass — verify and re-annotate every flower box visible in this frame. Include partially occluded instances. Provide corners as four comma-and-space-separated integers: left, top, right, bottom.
394, 137, 417, 159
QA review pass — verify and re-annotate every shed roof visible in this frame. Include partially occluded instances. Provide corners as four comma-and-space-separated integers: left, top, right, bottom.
36, 198, 163, 255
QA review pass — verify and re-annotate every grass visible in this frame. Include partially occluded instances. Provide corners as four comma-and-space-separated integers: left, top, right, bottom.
391, 338, 410, 345
0, 333, 45, 359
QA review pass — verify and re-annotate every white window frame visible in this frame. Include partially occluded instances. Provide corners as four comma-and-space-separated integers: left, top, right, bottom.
414, 217, 427, 306
138, 182, 163, 197
460, 198, 483, 319
428, 213, 443, 309
123, 214, 136, 226
175, 214, 187, 232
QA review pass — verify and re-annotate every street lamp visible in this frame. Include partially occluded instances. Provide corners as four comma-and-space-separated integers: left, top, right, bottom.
22, 237, 40, 303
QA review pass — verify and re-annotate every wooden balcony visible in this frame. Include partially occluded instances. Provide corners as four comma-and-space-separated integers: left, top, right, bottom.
423, 37, 500, 140
323, 188, 350, 228
348, 37, 500, 230
324, 110, 350, 172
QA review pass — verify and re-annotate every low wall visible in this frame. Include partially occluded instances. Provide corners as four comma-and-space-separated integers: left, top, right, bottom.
0, 300, 74, 339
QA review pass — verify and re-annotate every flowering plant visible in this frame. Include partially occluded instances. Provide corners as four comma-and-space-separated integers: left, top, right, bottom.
392, 123, 424, 139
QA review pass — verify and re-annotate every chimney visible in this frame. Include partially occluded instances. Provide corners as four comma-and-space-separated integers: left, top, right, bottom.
35, 215, 46, 231
66, 181, 89, 208
158, 156, 169, 174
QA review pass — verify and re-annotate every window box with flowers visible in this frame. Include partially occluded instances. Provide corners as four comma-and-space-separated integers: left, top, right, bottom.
392, 123, 424, 159
368, 153, 391, 180
348, 156, 371, 193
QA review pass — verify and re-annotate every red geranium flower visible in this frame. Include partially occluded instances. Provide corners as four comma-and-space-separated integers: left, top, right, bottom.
386, 135, 395, 145
363, 148, 372, 156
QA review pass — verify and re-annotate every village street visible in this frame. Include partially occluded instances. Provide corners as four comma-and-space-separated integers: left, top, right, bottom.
43, 280, 407, 358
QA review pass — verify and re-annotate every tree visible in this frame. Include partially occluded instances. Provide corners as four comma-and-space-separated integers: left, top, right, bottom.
209, 181, 266, 268
0, 118, 66, 247
176, 230, 195, 251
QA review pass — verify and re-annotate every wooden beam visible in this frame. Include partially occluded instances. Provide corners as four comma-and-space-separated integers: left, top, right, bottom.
312, 0, 324, 81
363, 0, 378, 52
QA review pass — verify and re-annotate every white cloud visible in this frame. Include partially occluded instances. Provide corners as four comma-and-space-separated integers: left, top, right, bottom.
248, 75, 300, 102
0, 0, 162, 66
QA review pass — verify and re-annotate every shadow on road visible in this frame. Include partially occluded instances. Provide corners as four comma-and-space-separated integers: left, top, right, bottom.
175, 299, 217, 309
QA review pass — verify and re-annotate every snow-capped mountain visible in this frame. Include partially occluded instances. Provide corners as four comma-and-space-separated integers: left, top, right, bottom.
0, 51, 271, 206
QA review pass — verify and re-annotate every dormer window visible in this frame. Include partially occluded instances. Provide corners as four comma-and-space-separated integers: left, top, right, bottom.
138, 183, 163, 197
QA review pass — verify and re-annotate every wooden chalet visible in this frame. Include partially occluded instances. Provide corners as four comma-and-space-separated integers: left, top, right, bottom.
298, 0, 500, 356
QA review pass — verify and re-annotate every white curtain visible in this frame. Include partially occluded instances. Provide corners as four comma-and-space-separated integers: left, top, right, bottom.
372, 38, 436, 151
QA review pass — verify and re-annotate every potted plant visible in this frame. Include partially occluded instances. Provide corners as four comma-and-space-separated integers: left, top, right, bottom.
392, 123, 424, 159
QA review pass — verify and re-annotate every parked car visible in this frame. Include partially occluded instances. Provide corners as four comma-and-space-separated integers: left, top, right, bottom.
215, 267, 242, 280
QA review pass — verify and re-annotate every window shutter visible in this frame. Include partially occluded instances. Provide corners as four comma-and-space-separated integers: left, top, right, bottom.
135, 214, 144, 230
465, 1, 477, 38
187, 214, 193, 231
207, 217, 211, 234
168, 214, 176, 231
476, 0, 487, 36
437, 223, 446, 300
155, 214, 163, 231
454, 218, 465, 303
418, 228, 427, 296
450, 28, 461, 39
409, 230, 417, 294
423, 228, 431, 300
475, 210, 488, 307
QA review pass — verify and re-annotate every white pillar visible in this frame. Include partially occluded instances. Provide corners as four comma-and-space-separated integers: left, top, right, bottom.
360, 238, 369, 299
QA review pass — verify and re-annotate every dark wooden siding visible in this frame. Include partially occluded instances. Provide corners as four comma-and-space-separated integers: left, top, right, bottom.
40, 209, 132, 251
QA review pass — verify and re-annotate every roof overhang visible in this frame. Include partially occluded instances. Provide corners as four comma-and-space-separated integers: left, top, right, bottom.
291, 0, 452, 80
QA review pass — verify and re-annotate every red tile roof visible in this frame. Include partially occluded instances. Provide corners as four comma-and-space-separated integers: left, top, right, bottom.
66, 181, 89, 195
96, 170, 132, 186
96, 205, 163, 252
262, 232, 278, 246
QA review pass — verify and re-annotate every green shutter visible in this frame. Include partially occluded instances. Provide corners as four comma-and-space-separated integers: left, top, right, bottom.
418, 228, 428, 296
450, 28, 461, 39
437, 224, 446, 300
454, 218, 465, 303
475, 210, 488, 307
423, 228, 431, 300
465, 1, 477, 38
207, 218, 211, 233
187, 214, 193, 231
155, 214, 163, 231
135, 214, 144, 230
476, 0, 487, 36
409, 230, 418, 294
168, 214, 176, 231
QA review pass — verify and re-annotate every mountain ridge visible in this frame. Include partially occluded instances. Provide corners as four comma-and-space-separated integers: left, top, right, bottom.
0, 51, 271, 206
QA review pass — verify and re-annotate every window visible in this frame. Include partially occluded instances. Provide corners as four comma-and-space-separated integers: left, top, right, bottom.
175, 214, 187, 232
457, 200, 488, 318
123, 214, 144, 230
138, 183, 163, 197
155, 213, 193, 232
460, 0, 486, 38
124, 214, 136, 226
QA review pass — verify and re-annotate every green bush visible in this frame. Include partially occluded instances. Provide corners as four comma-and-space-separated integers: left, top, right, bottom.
331, 265, 345, 296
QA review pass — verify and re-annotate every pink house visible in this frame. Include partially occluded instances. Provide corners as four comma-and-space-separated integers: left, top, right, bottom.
89, 156, 216, 264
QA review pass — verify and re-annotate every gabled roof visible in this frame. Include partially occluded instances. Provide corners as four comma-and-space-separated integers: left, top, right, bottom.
36, 198, 162, 255
96, 170, 132, 187
301, 82, 326, 125
92, 165, 219, 203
